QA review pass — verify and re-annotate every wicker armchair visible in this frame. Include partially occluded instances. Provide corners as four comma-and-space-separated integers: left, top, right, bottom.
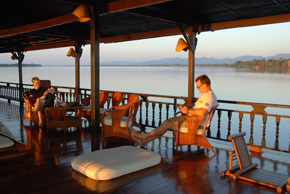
99, 92, 125, 123
81, 90, 111, 122
127, 93, 139, 103
173, 105, 218, 155
101, 99, 141, 147
22, 80, 52, 126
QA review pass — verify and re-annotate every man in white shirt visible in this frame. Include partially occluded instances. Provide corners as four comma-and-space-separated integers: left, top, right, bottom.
131, 74, 218, 147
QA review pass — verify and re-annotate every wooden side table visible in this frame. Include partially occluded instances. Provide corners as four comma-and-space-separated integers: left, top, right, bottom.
44, 106, 83, 129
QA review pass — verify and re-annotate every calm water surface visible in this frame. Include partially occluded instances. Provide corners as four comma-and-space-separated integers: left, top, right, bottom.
1, 65, 289, 105
1, 66, 290, 150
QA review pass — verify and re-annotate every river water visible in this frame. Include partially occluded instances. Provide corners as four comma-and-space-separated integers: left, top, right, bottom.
1, 65, 290, 150
1, 65, 290, 105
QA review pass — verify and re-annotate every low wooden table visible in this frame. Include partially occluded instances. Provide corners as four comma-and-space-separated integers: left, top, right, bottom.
44, 106, 83, 129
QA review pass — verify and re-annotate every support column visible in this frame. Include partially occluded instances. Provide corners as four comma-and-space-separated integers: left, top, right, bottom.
187, 27, 197, 104
75, 44, 82, 101
177, 24, 197, 104
16, 51, 25, 106
90, 2, 100, 151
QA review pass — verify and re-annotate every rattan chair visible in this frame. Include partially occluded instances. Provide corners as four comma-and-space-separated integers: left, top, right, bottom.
110, 92, 125, 107
127, 93, 139, 103
99, 92, 125, 123
101, 99, 142, 147
173, 105, 218, 155
22, 80, 52, 126
126, 93, 141, 127
81, 90, 111, 122
221, 132, 289, 193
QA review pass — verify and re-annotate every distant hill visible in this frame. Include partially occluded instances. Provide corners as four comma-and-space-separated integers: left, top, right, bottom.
101, 53, 290, 66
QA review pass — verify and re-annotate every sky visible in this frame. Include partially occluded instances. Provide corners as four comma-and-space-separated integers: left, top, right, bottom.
0, 22, 289, 65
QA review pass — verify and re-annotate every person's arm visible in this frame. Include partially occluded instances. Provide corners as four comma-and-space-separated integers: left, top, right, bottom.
40, 88, 53, 99
187, 108, 207, 116
187, 103, 195, 109
47, 88, 55, 93
28, 89, 33, 98
179, 105, 208, 116
40, 92, 48, 99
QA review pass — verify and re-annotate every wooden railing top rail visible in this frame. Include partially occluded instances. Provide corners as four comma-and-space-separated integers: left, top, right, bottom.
0, 81, 78, 91
218, 108, 290, 119
218, 99, 290, 109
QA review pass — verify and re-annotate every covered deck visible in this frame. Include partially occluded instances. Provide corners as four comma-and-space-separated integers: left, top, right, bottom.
1, 100, 290, 194
1, 1, 290, 193
1, 0, 290, 150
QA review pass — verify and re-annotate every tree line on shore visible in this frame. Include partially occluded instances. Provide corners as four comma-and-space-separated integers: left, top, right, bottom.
197, 58, 290, 72
0, 63, 41, 67
230, 58, 290, 69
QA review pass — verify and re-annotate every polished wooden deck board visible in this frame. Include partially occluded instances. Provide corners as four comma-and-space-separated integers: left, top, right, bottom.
0, 101, 289, 194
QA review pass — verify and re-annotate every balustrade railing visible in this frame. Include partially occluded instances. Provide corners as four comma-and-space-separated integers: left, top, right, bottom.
1, 81, 289, 153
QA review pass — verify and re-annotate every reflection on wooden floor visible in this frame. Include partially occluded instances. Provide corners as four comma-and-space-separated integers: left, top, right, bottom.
0, 101, 289, 194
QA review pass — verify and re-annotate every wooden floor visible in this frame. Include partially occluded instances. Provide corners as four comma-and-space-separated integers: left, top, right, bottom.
1, 100, 290, 194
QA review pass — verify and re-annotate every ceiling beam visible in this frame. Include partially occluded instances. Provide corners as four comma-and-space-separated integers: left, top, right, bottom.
100, 13, 290, 42
0, 14, 79, 38
0, 0, 172, 39
23, 40, 76, 51
19, 27, 182, 52
100, 27, 181, 43
198, 13, 290, 32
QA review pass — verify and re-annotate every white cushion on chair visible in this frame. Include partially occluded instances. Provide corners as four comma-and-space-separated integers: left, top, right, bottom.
179, 127, 204, 135
83, 107, 108, 113
100, 108, 108, 114
82, 106, 91, 112
103, 115, 132, 128
71, 146, 161, 180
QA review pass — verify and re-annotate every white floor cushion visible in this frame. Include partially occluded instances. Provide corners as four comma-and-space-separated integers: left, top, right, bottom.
71, 146, 161, 180
0, 122, 14, 149
0, 136, 14, 149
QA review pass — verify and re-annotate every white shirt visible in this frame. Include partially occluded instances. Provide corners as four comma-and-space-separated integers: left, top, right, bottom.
193, 90, 218, 126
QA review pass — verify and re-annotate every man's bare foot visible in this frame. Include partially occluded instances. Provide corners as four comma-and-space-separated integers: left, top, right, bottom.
131, 132, 147, 147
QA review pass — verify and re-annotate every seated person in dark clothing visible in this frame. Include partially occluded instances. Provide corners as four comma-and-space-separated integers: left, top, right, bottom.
25, 77, 54, 127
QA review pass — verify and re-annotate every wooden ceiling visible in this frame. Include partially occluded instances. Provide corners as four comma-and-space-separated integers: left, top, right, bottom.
1, 0, 290, 53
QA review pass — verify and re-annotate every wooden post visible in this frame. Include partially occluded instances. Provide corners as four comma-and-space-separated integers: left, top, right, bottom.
186, 27, 197, 104
75, 44, 82, 101
90, 2, 100, 151
17, 51, 24, 106
177, 24, 197, 104
188, 27, 194, 104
